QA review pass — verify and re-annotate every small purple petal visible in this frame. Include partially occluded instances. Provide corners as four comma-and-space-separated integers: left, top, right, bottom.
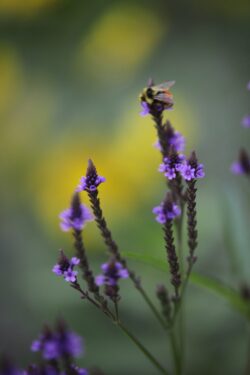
231, 161, 244, 175
152, 205, 162, 215
118, 269, 129, 279
196, 164, 205, 179
52, 264, 63, 276
95, 275, 105, 286
180, 164, 195, 181
155, 213, 166, 224
242, 115, 250, 128
43, 340, 59, 360
31, 339, 41, 352
164, 168, 176, 180
64, 269, 78, 283
140, 101, 150, 116
158, 163, 165, 173
70, 257, 80, 266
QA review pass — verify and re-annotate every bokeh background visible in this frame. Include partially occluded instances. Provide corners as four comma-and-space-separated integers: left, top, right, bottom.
0, 1, 250, 374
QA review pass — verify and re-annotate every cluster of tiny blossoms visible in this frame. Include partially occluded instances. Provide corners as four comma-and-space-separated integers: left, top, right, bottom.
52, 251, 80, 283
0, 323, 88, 375
158, 150, 205, 182
31, 324, 83, 361
231, 81, 250, 177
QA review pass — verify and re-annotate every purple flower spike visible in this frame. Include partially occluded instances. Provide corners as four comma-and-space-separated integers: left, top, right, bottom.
140, 101, 150, 116
52, 250, 80, 284
242, 115, 250, 128
31, 322, 84, 361
59, 198, 93, 232
153, 196, 181, 224
247, 81, 250, 91
96, 261, 129, 287
76, 159, 106, 193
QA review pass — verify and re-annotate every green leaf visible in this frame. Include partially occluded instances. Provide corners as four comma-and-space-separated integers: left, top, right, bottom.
122, 251, 250, 320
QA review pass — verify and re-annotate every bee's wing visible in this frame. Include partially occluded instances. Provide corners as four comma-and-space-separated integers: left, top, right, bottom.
154, 92, 174, 104
154, 80, 176, 90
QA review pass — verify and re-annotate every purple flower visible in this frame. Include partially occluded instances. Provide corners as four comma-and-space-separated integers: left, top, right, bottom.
153, 197, 181, 224
247, 81, 250, 91
76, 159, 105, 193
31, 322, 83, 360
159, 152, 185, 180
96, 261, 129, 287
231, 149, 250, 176
179, 164, 195, 181
59, 203, 92, 232
140, 101, 150, 116
242, 115, 250, 128
52, 250, 80, 283
179, 151, 205, 181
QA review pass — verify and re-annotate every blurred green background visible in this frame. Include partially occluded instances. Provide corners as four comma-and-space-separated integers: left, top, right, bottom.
0, 1, 250, 374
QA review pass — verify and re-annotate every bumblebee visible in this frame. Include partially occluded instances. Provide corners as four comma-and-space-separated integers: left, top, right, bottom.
140, 80, 175, 110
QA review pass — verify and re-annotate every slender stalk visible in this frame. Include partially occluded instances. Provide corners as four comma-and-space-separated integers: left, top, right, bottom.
117, 321, 170, 375
71, 281, 169, 375
169, 329, 181, 375
245, 324, 250, 375
175, 209, 185, 375
138, 286, 168, 330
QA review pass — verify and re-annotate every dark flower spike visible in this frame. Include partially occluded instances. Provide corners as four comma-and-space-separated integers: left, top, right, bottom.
231, 148, 250, 176
156, 285, 172, 323
161, 193, 181, 298
185, 152, 199, 273
69, 193, 100, 295
82, 160, 140, 286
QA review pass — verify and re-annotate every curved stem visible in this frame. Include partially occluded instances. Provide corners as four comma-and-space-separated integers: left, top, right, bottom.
117, 321, 170, 375
138, 286, 168, 330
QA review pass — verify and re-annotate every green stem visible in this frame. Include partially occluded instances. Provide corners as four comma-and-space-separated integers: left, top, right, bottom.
175, 209, 185, 375
170, 329, 181, 375
245, 324, 250, 375
117, 321, 170, 375
138, 285, 168, 330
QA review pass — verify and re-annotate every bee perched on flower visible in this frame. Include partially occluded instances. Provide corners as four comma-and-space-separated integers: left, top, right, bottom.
140, 79, 175, 116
